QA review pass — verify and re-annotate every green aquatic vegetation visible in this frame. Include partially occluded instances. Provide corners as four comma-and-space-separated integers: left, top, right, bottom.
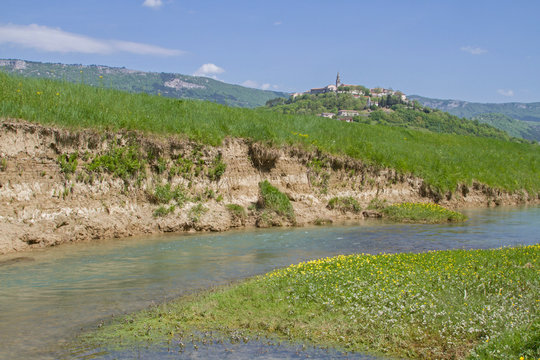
258, 180, 295, 222
326, 196, 361, 213
382, 202, 466, 223
81, 245, 539, 360
1, 72, 539, 195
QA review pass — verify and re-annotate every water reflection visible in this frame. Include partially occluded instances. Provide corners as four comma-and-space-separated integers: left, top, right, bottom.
0, 206, 538, 359
76, 339, 378, 360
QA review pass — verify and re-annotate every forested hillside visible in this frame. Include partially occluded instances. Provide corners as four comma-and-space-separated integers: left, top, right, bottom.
410, 95, 540, 141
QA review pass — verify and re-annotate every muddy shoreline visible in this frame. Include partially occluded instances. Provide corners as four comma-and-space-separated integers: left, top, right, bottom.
1, 119, 537, 255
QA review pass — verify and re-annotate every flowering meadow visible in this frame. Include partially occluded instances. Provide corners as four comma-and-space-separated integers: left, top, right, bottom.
83, 245, 539, 360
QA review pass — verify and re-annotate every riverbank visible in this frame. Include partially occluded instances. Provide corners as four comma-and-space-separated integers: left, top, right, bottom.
0, 119, 537, 254
80, 245, 540, 360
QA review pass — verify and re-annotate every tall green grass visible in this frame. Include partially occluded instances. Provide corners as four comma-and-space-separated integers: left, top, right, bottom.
1, 72, 539, 194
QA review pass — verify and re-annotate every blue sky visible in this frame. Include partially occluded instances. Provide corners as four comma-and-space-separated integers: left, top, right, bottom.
1, 0, 539, 103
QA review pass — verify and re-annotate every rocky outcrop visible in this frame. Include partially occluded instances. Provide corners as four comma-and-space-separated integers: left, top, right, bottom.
0, 119, 536, 254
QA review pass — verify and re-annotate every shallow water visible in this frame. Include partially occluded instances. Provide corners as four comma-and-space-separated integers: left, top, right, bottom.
0, 206, 538, 359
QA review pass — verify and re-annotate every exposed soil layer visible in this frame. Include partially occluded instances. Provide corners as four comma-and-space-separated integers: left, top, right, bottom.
0, 119, 536, 254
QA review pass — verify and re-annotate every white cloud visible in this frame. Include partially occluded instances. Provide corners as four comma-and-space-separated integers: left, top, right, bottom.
460, 46, 487, 55
241, 80, 279, 91
273, 21, 282, 26
241, 80, 259, 88
0, 23, 183, 56
497, 89, 514, 97
142, 0, 163, 9
193, 63, 225, 79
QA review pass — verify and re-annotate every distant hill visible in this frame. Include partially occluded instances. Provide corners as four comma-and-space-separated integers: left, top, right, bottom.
266, 92, 515, 142
0, 59, 287, 108
409, 95, 540, 142
471, 113, 540, 142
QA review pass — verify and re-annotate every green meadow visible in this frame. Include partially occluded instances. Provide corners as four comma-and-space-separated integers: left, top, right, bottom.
1, 72, 539, 195
81, 245, 540, 360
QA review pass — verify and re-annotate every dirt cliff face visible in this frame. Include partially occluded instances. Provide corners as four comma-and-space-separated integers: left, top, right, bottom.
0, 120, 534, 254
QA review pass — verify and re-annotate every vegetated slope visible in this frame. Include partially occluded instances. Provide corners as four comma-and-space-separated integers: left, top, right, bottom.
266, 92, 515, 141
1, 72, 539, 195
472, 113, 540, 142
410, 95, 540, 142
0, 59, 287, 108
409, 95, 540, 121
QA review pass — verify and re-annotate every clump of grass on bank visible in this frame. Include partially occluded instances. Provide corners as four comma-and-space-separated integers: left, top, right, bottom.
188, 203, 207, 223
382, 202, 466, 223
0, 157, 7, 171
85, 145, 146, 183
1, 72, 539, 195
148, 183, 186, 206
226, 204, 247, 219
80, 245, 539, 360
326, 196, 361, 213
152, 205, 175, 218
257, 180, 295, 222
57, 152, 78, 178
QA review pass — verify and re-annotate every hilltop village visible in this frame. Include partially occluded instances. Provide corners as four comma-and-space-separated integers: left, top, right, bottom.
288, 73, 410, 122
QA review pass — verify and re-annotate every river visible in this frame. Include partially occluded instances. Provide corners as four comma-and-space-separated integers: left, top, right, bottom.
0, 206, 538, 359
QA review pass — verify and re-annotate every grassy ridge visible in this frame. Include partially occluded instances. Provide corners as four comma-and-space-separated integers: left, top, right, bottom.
81, 245, 540, 359
0, 59, 287, 108
1, 72, 539, 194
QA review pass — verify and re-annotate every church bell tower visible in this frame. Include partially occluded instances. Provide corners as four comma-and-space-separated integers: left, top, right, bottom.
336, 72, 341, 88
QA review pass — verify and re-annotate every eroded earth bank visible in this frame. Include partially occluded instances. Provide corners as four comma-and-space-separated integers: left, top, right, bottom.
1, 120, 537, 254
